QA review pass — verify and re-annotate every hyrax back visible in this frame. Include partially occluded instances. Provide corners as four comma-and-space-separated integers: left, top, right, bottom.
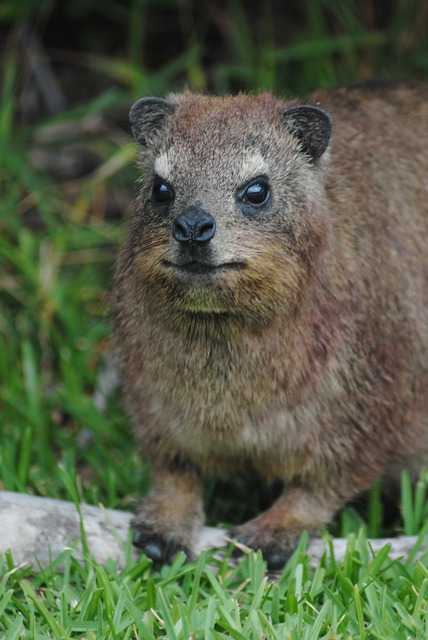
113, 81, 428, 568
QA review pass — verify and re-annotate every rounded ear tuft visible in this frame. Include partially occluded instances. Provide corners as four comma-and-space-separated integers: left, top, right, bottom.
130, 97, 176, 146
280, 105, 333, 161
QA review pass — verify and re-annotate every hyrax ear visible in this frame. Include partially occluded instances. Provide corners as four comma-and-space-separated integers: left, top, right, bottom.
280, 105, 332, 162
129, 97, 176, 146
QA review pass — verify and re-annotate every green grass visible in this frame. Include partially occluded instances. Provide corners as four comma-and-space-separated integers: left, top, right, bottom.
1, 0, 428, 636
1, 532, 428, 638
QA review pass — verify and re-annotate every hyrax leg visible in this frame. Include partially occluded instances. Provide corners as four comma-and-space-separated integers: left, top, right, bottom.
229, 486, 338, 570
132, 458, 204, 564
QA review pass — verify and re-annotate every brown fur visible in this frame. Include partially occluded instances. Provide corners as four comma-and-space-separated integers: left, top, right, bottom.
112, 81, 428, 568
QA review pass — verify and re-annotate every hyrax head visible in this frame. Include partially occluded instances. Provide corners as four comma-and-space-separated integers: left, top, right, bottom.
129, 93, 332, 323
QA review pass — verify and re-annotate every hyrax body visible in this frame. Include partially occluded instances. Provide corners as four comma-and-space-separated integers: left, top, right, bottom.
113, 81, 428, 569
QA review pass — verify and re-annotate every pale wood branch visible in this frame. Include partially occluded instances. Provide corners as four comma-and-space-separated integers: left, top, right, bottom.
0, 491, 425, 571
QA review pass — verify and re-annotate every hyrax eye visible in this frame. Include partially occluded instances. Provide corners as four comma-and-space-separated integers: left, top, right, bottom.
237, 177, 271, 210
152, 176, 174, 204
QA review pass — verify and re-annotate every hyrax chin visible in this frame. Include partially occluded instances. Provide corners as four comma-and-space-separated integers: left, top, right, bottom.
112, 81, 428, 569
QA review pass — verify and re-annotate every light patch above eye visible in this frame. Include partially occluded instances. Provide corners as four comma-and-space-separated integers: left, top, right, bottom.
238, 151, 269, 183
154, 148, 268, 185
154, 151, 173, 180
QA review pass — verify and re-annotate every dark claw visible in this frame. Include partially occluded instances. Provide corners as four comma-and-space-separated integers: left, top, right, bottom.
132, 527, 148, 548
132, 526, 189, 565
265, 552, 287, 571
231, 541, 289, 570
143, 542, 164, 563
132, 528, 166, 562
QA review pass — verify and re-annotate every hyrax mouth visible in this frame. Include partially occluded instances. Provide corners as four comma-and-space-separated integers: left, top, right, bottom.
163, 260, 245, 276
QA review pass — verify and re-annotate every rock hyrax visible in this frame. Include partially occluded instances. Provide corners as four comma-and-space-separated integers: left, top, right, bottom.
112, 80, 428, 569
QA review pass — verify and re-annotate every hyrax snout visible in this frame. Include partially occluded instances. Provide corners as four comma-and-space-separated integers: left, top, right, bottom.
172, 206, 216, 244
112, 81, 428, 569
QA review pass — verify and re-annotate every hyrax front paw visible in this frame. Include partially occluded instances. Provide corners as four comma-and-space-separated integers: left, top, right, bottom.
132, 519, 191, 564
131, 496, 202, 564
229, 522, 301, 570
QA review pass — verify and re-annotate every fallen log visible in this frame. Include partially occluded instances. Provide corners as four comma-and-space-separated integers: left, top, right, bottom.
0, 491, 424, 571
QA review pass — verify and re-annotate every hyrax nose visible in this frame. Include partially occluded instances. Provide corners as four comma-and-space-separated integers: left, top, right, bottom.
172, 206, 216, 243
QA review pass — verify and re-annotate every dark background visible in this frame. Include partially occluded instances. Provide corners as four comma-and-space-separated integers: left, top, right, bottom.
4, 0, 428, 123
